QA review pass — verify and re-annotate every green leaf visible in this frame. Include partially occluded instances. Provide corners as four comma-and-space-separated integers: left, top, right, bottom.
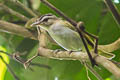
0, 46, 9, 80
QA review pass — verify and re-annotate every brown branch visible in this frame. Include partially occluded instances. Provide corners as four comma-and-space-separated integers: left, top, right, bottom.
99, 38, 120, 52
0, 3, 29, 22
4, 0, 37, 17
38, 47, 120, 78
95, 54, 120, 78
104, 0, 120, 28
0, 19, 120, 78
0, 0, 119, 78
0, 20, 37, 39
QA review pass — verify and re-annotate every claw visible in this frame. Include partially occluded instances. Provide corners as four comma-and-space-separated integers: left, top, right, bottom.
53, 49, 62, 54
68, 50, 81, 54
68, 50, 74, 54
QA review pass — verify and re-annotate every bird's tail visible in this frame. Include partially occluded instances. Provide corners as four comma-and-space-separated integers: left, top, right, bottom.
83, 34, 115, 59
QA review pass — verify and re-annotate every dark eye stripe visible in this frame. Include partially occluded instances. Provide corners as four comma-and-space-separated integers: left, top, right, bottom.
39, 13, 53, 21
40, 16, 51, 22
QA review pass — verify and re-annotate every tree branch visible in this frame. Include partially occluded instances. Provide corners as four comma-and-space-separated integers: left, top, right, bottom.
38, 47, 120, 78
0, 20, 37, 39
99, 38, 120, 52
4, 0, 37, 17
0, 3, 29, 22
0, 0, 119, 79
0, 19, 120, 78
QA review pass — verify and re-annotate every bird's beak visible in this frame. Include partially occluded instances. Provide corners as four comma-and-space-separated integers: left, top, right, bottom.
31, 21, 41, 27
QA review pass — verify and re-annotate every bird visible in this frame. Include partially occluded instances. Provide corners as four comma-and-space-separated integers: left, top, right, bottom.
31, 13, 115, 60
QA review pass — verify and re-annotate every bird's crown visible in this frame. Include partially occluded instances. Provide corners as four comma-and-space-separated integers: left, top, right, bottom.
32, 13, 58, 26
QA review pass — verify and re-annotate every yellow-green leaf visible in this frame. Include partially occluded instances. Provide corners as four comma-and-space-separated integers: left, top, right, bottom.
0, 46, 9, 80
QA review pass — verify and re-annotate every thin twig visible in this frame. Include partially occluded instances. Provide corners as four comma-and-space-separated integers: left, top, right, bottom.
0, 3, 29, 22
4, 0, 37, 17
40, 0, 77, 27
84, 63, 91, 80
0, 56, 19, 80
104, 0, 120, 28
85, 63, 103, 80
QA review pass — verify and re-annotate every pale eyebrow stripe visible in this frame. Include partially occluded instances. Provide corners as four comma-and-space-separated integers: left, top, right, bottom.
39, 14, 53, 21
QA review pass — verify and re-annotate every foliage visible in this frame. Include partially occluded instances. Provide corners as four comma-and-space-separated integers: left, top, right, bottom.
0, 46, 9, 80
0, 0, 120, 80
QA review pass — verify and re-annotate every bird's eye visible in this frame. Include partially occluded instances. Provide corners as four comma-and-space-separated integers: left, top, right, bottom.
42, 18, 49, 22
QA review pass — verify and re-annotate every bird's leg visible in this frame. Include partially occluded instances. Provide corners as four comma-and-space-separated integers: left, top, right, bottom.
77, 22, 98, 67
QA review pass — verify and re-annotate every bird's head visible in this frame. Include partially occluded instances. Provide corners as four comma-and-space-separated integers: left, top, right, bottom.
31, 13, 58, 30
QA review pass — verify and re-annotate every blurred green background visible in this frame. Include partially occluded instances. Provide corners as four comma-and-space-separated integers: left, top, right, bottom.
0, 0, 120, 80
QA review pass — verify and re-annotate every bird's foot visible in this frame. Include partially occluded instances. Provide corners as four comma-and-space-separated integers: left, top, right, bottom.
68, 50, 82, 54
68, 50, 74, 54
52, 49, 63, 54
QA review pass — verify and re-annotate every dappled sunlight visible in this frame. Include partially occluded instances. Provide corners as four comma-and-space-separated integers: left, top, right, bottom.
114, 0, 119, 3
0, 46, 9, 80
